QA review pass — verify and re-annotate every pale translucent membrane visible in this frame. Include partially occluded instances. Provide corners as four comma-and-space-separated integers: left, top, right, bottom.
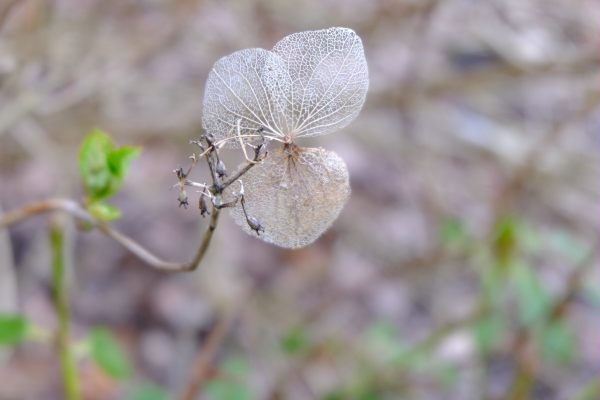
271, 27, 369, 138
202, 48, 289, 147
230, 146, 350, 248
202, 28, 369, 145
204, 28, 368, 247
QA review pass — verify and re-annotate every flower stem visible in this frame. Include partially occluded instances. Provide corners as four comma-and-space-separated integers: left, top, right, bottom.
50, 219, 81, 400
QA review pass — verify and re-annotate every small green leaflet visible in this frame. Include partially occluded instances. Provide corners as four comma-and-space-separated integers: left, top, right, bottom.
79, 129, 140, 221
128, 383, 169, 400
79, 129, 140, 200
88, 328, 132, 379
0, 314, 30, 346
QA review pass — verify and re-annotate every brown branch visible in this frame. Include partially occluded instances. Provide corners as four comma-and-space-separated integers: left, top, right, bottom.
0, 0, 20, 30
180, 302, 245, 400
0, 138, 266, 272
0, 197, 218, 272
491, 88, 600, 219
220, 145, 266, 191
505, 237, 600, 400
0, 126, 268, 272
371, 55, 600, 110
222, 160, 257, 190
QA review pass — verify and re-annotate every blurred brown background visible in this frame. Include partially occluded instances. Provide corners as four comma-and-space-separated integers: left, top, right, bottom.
1, 0, 599, 399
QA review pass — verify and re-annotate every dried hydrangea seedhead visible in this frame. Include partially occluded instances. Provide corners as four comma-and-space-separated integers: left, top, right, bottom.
230, 145, 350, 248
202, 27, 368, 248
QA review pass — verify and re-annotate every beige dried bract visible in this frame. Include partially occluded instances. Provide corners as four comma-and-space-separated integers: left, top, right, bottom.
202, 27, 368, 145
230, 145, 350, 248
202, 27, 368, 248
271, 28, 369, 138
202, 48, 289, 147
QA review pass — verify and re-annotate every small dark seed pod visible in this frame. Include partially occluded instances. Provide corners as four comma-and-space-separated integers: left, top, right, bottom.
199, 193, 210, 217
178, 190, 189, 208
216, 160, 227, 178
247, 216, 265, 235
174, 167, 186, 180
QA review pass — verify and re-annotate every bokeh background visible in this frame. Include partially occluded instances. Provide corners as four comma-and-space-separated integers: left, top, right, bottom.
1, 0, 599, 399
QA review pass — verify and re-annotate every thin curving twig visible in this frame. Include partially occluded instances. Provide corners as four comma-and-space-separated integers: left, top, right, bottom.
0, 139, 266, 272
180, 306, 239, 400
0, 198, 218, 272
505, 238, 600, 400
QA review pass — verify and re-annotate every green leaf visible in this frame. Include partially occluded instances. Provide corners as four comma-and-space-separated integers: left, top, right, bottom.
281, 327, 310, 355
0, 314, 29, 346
473, 315, 504, 354
207, 382, 252, 400
79, 129, 140, 202
365, 321, 405, 364
547, 231, 588, 263
492, 216, 522, 268
323, 390, 345, 400
480, 259, 507, 308
80, 129, 115, 200
511, 263, 551, 326
582, 283, 600, 309
574, 379, 600, 400
107, 146, 141, 179
439, 217, 469, 249
206, 357, 254, 400
89, 328, 132, 379
88, 202, 122, 222
435, 364, 459, 388
128, 384, 169, 400
355, 388, 383, 400
539, 320, 575, 365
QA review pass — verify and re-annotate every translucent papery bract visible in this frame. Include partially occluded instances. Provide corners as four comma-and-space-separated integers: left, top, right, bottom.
202, 48, 289, 147
230, 145, 350, 248
271, 27, 369, 138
